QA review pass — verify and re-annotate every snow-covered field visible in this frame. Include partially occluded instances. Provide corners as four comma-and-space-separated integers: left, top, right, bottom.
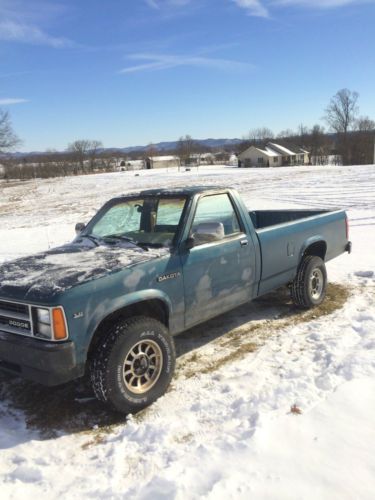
0, 164, 374, 499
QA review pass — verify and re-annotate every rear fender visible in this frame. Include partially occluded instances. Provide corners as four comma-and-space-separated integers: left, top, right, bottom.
300, 236, 327, 262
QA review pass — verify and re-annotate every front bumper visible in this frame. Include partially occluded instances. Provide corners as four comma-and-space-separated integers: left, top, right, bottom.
0, 330, 82, 386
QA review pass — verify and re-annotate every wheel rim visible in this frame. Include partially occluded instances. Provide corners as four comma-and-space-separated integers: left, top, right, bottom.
122, 339, 163, 395
309, 268, 324, 300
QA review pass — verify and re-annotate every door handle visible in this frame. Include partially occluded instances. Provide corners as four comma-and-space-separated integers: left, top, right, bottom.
240, 239, 248, 247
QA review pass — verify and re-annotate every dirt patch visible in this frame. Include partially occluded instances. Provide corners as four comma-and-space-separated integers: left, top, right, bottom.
176, 283, 350, 379
0, 283, 350, 438
0, 373, 125, 439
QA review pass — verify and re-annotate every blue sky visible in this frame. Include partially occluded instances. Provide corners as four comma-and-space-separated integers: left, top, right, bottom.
1, 0, 375, 151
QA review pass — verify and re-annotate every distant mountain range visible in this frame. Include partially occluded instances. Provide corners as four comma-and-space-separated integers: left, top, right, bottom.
10, 137, 243, 157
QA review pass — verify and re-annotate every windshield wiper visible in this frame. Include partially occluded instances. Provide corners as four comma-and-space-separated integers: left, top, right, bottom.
81, 234, 101, 247
102, 234, 145, 249
137, 242, 165, 249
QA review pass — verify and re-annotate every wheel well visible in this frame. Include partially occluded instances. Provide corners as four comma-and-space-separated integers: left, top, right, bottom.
87, 299, 169, 359
303, 241, 327, 261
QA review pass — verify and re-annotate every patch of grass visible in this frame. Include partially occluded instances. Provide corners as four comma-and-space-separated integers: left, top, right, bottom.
199, 341, 258, 376
174, 432, 193, 444
176, 283, 350, 379
290, 404, 302, 415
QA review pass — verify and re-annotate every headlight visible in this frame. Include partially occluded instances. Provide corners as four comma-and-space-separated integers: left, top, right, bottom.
33, 307, 52, 340
36, 308, 50, 324
31, 307, 68, 341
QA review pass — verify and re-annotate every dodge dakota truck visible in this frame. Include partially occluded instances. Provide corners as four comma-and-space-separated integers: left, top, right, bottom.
0, 187, 351, 413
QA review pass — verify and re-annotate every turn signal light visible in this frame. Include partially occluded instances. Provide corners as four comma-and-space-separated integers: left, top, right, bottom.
52, 308, 67, 340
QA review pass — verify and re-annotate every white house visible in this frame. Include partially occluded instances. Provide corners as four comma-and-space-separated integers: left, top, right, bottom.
238, 142, 309, 168
146, 156, 181, 169
116, 159, 145, 171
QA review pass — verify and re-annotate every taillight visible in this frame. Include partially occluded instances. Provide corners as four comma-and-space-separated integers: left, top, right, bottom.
345, 216, 349, 240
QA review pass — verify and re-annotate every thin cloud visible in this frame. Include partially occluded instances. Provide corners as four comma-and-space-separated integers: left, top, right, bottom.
0, 98, 28, 105
232, 0, 269, 17
145, 0, 160, 8
0, 1, 74, 48
233, 0, 375, 17
0, 20, 73, 48
275, 0, 374, 7
119, 53, 254, 74
145, 0, 192, 8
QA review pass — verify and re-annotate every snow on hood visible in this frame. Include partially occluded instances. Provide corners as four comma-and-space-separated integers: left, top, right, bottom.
0, 242, 166, 301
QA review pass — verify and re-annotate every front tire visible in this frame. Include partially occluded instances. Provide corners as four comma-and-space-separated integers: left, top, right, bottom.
291, 255, 327, 309
90, 316, 175, 414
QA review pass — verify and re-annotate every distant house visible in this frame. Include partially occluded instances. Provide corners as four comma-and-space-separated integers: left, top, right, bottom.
184, 153, 201, 166
238, 142, 309, 168
146, 155, 180, 169
310, 155, 343, 166
116, 159, 145, 171
200, 152, 215, 165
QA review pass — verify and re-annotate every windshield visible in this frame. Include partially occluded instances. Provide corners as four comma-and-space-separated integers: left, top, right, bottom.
86, 196, 187, 247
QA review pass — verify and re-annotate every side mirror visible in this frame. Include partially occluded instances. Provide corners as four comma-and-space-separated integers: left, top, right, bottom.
185, 236, 195, 250
75, 222, 86, 235
193, 222, 225, 245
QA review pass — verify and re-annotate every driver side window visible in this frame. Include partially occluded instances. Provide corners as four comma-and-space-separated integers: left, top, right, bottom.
192, 194, 241, 244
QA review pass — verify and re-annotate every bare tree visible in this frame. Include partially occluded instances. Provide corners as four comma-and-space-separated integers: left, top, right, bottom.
277, 129, 295, 139
88, 140, 103, 171
356, 116, 375, 132
144, 143, 158, 158
324, 88, 359, 134
248, 127, 274, 143
307, 124, 329, 162
297, 123, 309, 146
298, 124, 309, 136
67, 140, 90, 173
177, 135, 196, 165
324, 89, 360, 165
67, 139, 102, 174
0, 109, 21, 152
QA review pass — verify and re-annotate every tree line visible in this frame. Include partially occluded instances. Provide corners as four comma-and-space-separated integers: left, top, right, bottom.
1, 88, 374, 180
239, 89, 375, 165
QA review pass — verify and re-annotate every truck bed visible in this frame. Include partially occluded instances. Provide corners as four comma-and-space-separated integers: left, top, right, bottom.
249, 208, 348, 297
249, 209, 329, 230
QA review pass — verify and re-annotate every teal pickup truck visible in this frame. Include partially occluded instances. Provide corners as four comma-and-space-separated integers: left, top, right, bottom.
0, 187, 351, 413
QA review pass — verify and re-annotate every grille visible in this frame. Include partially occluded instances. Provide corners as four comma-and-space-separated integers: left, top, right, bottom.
0, 300, 29, 318
0, 300, 32, 336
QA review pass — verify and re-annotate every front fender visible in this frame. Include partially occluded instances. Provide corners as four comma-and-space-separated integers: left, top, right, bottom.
85, 288, 173, 348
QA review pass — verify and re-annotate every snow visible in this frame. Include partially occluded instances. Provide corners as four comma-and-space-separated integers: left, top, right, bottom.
256, 146, 280, 158
148, 155, 179, 161
0, 163, 375, 499
268, 143, 297, 156
0, 244, 164, 299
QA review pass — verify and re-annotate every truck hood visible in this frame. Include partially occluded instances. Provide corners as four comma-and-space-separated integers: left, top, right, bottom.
0, 242, 166, 302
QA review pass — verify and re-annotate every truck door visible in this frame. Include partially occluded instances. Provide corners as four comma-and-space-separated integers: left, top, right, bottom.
181, 193, 256, 328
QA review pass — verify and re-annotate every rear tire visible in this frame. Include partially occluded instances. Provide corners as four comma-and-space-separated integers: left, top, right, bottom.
90, 316, 175, 414
291, 255, 327, 309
